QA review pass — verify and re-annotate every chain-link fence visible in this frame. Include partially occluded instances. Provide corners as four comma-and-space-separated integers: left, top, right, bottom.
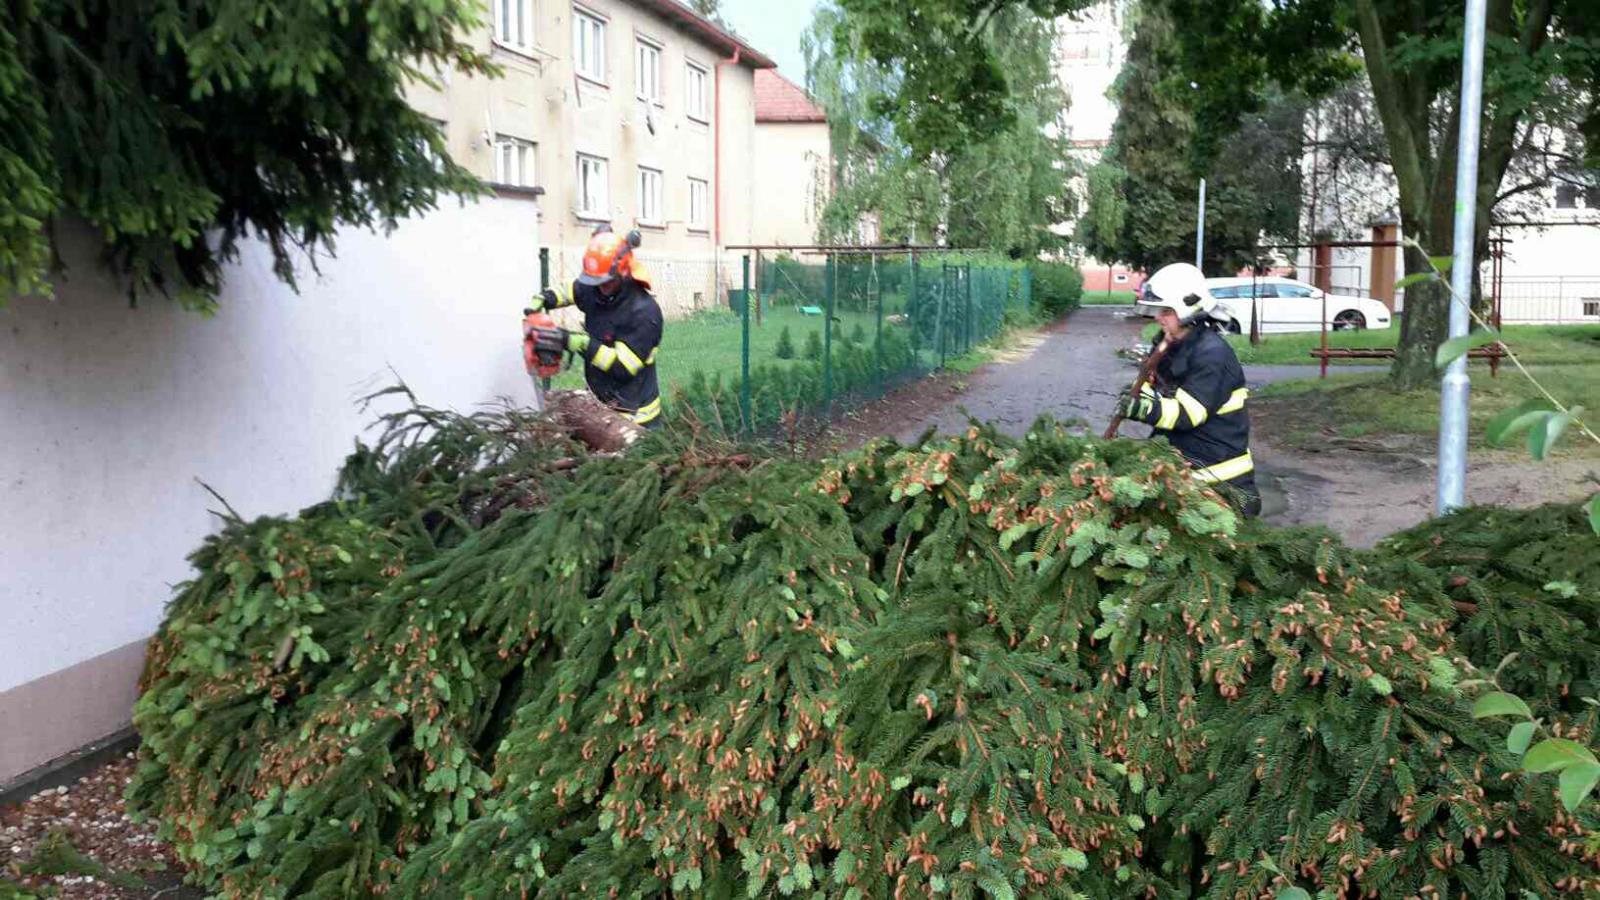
671, 250, 1035, 434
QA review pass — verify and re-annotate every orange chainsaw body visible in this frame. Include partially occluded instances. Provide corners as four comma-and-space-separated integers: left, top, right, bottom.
522, 309, 563, 380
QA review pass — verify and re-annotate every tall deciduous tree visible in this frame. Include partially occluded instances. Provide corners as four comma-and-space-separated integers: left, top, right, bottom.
1152, 0, 1597, 386
1078, 5, 1307, 275
1, 0, 494, 311
806, 2, 1071, 256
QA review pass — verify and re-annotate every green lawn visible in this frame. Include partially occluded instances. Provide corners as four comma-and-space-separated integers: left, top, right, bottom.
1228, 323, 1600, 367
1254, 324, 1600, 452
550, 305, 1006, 394
1081, 290, 1139, 306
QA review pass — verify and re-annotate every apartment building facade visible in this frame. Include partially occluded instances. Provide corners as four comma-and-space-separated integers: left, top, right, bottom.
408, 0, 777, 315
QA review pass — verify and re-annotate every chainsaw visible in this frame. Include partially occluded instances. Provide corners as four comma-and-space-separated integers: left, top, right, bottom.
521, 305, 564, 413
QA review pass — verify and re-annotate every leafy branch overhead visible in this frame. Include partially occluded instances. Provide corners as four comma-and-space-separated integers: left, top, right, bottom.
836, 0, 1098, 158
2, 0, 494, 311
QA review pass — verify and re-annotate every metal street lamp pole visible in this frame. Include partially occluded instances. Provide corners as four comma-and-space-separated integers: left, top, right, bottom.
1195, 178, 1207, 270
1436, 0, 1488, 514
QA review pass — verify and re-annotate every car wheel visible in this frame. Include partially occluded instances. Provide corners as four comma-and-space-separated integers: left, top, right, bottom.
1332, 310, 1366, 331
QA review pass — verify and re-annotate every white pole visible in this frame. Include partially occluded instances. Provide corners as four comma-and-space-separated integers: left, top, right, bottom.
1195, 178, 1207, 270
1436, 0, 1487, 514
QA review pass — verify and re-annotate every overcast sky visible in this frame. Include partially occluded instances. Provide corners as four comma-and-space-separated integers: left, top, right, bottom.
717, 0, 823, 86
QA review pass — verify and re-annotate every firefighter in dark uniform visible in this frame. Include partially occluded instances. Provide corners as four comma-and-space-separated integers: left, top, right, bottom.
1116, 263, 1261, 516
528, 227, 665, 428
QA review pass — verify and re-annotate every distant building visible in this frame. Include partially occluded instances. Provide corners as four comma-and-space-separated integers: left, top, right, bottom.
752, 70, 831, 247
1053, 2, 1140, 290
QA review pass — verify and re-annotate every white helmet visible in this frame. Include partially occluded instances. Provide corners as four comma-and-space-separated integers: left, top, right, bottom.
1142, 263, 1231, 325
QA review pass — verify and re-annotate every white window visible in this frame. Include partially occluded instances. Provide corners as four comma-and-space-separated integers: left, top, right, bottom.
493, 136, 535, 187
575, 11, 606, 83
1584, 299, 1600, 318
635, 39, 661, 102
637, 167, 662, 224
493, 0, 532, 52
688, 177, 708, 229
685, 62, 709, 120
578, 154, 609, 217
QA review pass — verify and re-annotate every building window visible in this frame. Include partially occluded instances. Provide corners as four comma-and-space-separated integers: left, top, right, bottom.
1556, 183, 1582, 209
636, 39, 661, 102
575, 10, 606, 83
493, 136, 535, 187
493, 0, 532, 53
1584, 299, 1600, 318
688, 177, 708, 229
637, 167, 662, 224
578, 154, 609, 218
685, 62, 709, 121
1112, 272, 1130, 284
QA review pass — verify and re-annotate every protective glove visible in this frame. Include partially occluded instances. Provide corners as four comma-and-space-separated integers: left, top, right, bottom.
1115, 384, 1157, 422
524, 287, 566, 315
532, 326, 591, 357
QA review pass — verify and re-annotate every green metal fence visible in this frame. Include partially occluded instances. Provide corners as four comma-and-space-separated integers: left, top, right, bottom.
672, 250, 1034, 435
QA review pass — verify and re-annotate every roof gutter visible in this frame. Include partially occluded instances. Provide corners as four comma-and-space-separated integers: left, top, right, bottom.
714, 46, 741, 252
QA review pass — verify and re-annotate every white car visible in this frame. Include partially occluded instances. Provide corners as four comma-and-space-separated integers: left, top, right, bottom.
1136, 276, 1393, 333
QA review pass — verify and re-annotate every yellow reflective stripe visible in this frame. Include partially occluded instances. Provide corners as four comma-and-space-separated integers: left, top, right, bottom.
628, 397, 662, 423
548, 289, 576, 309
1174, 388, 1209, 427
1193, 451, 1255, 484
1155, 397, 1182, 430
614, 342, 646, 375
646, 347, 658, 365
590, 344, 619, 371
1218, 387, 1249, 415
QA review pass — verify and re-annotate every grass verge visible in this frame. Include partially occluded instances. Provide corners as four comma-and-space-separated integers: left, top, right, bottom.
1228, 323, 1600, 367
1254, 324, 1600, 452
1080, 290, 1139, 306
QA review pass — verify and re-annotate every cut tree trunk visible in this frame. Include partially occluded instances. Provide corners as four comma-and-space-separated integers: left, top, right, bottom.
544, 390, 645, 453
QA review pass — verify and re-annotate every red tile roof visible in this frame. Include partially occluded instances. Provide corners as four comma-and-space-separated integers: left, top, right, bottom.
634, 0, 777, 70
755, 70, 828, 123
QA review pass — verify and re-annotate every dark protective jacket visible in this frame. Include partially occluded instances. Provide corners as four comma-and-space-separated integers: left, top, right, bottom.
553, 279, 664, 425
1137, 325, 1256, 495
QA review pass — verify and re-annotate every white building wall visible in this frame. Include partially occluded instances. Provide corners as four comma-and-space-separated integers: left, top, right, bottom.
0, 199, 545, 779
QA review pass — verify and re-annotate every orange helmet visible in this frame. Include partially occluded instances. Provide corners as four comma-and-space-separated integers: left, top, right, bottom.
578, 231, 634, 287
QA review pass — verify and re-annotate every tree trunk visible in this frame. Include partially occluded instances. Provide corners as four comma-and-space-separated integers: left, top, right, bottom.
545, 390, 645, 452
1392, 240, 1451, 389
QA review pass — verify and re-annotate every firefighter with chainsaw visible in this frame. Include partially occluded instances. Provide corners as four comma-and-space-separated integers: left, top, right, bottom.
524, 227, 665, 427
1115, 262, 1261, 516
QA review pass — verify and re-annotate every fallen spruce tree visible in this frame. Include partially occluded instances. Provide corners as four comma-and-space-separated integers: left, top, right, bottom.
128, 402, 1599, 898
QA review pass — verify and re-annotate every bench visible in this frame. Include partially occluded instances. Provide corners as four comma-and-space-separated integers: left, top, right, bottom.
1307, 342, 1506, 378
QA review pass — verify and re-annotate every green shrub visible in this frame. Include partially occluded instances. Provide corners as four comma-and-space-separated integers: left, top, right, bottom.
774, 326, 796, 360
1029, 261, 1084, 319
803, 330, 823, 361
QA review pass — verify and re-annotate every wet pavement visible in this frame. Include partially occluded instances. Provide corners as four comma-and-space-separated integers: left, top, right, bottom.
899, 305, 1373, 441
897, 306, 1384, 522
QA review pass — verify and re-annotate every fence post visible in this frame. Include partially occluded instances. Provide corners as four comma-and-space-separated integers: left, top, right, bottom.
875, 258, 885, 394
964, 264, 974, 354
936, 264, 947, 370
909, 251, 920, 356
741, 254, 751, 434
539, 247, 550, 291
824, 252, 835, 415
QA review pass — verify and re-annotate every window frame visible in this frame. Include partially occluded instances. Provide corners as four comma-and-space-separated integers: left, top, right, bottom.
684, 60, 710, 122
574, 8, 608, 85
492, 0, 534, 55
687, 176, 709, 231
577, 153, 610, 219
492, 135, 536, 188
635, 37, 663, 104
637, 166, 664, 226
